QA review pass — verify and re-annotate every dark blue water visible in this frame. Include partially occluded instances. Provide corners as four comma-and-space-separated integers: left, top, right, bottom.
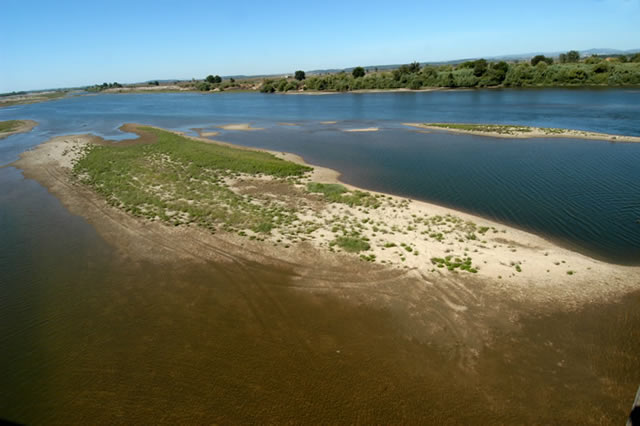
1, 90, 639, 263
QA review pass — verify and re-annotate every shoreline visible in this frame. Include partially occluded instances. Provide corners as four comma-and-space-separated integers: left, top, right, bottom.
403, 122, 640, 143
0, 119, 38, 139
11, 124, 640, 310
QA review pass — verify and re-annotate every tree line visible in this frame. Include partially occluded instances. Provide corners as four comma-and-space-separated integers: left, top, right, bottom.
257, 51, 640, 93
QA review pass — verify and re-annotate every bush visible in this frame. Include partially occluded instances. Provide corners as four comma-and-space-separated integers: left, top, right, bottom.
531, 55, 553, 66
260, 83, 275, 93
333, 236, 370, 253
352, 66, 365, 78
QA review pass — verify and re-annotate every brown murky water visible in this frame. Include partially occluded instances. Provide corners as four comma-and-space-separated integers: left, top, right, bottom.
1, 167, 639, 424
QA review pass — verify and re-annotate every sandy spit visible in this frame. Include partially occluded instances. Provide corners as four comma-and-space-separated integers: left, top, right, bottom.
342, 127, 379, 132
12, 127, 640, 311
403, 123, 640, 143
217, 123, 264, 131
0, 120, 38, 139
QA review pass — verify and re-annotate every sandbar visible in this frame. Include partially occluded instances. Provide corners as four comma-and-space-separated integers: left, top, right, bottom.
217, 123, 264, 131
0, 119, 38, 139
403, 122, 640, 143
12, 124, 640, 312
342, 127, 379, 132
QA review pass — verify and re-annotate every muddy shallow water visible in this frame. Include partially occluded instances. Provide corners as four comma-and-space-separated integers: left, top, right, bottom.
1, 165, 639, 424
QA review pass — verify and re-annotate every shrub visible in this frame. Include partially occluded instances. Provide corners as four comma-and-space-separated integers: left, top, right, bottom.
333, 236, 370, 253
352, 66, 365, 78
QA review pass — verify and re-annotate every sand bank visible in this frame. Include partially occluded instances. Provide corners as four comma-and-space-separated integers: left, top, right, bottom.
12, 125, 640, 311
217, 123, 264, 131
403, 122, 640, 142
11, 124, 640, 424
342, 127, 379, 132
0, 119, 38, 139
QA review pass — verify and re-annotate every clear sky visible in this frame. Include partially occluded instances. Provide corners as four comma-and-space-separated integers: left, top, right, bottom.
1, 0, 639, 92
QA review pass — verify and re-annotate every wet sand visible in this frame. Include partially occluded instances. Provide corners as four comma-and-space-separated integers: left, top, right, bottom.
217, 123, 264, 131
6, 126, 640, 423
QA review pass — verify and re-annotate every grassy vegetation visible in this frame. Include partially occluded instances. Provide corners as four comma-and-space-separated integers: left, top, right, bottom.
73, 127, 311, 232
0, 91, 67, 107
425, 123, 585, 135
427, 123, 532, 134
332, 235, 371, 253
307, 182, 348, 197
430, 255, 478, 273
307, 182, 380, 208
0, 120, 22, 133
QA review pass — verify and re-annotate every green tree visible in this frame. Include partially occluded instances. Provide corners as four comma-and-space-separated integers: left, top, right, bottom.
260, 83, 275, 93
213, 75, 222, 84
445, 72, 456, 88
352, 66, 365, 78
408, 61, 421, 73
566, 50, 580, 63
294, 70, 306, 81
531, 55, 552, 66
473, 59, 488, 77
205, 75, 215, 84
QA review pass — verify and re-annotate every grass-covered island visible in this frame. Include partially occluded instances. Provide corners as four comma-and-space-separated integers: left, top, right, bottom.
0, 119, 38, 139
404, 122, 640, 142
13, 124, 640, 309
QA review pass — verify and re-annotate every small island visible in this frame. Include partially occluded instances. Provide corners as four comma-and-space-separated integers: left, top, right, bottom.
13, 124, 640, 308
403, 122, 640, 142
0, 119, 38, 139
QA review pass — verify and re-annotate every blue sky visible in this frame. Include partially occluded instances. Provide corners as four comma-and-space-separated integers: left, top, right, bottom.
1, 0, 639, 92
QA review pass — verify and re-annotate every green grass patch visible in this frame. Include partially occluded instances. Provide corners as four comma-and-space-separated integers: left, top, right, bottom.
307, 182, 380, 208
307, 182, 348, 197
430, 256, 477, 273
331, 236, 371, 253
0, 120, 22, 133
427, 123, 533, 134
73, 127, 311, 232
